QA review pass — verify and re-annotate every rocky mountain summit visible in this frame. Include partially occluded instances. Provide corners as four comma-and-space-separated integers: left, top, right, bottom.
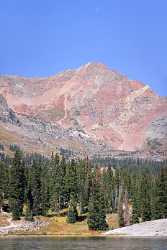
0, 63, 166, 159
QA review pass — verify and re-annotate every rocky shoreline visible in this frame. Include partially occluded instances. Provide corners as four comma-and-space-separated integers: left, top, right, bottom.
1, 214, 167, 238
103, 219, 167, 237
0, 217, 49, 235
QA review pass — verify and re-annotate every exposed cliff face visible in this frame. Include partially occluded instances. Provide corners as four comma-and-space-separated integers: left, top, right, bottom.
0, 63, 166, 158
0, 94, 20, 125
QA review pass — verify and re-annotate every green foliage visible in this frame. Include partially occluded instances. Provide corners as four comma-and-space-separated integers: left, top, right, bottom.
154, 167, 167, 219
0, 161, 9, 210
67, 194, 78, 223
132, 195, 140, 224
0, 149, 166, 230
30, 161, 42, 215
12, 200, 20, 220
9, 149, 26, 219
25, 200, 34, 222
140, 173, 152, 222
49, 155, 67, 213
87, 177, 108, 231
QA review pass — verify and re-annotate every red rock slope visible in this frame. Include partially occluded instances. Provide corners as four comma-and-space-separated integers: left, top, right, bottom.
0, 63, 166, 158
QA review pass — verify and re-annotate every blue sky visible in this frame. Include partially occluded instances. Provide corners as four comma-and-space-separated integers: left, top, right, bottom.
0, 0, 167, 96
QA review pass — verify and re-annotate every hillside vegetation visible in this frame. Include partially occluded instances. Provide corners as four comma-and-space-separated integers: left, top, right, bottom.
0, 148, 167, 235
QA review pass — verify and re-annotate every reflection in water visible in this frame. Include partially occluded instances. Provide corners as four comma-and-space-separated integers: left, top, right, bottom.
0, 237, 167, 250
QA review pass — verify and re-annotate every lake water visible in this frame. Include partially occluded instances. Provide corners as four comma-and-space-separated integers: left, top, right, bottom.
0, 237, 167, 250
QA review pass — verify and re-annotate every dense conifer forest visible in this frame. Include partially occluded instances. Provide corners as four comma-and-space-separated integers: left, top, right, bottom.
0, 149, 167, 231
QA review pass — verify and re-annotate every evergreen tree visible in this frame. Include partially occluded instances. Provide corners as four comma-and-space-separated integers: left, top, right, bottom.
132, 195, 140, 224
9, 149, 26, 219
101, 167, 114, 213
131, 176, 141, 224
65, 159, 78, 202
140, 173, 152, 222
67, 194, 78, 223
118, 206, 124, 227
12, 200, 20, 220
40, 162, 50, 216
59, 157, 69, 208
31, 160, 42, 215
77, 159, 91, 214
25, 199, 34, 221
0, 161, 8, 211
49, 155, 67, 213
87, 177, 108, 231
154, 167, 167, 219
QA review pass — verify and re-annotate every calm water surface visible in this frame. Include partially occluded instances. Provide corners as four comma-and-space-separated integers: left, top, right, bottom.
0, 237, 167, 250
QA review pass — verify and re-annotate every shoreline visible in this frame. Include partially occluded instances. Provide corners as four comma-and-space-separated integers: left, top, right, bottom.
103, 219, 167, 238
1, 233, 167, 239
1, 216, 167, 239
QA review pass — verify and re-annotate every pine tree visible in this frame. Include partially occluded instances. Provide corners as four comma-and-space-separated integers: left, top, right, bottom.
49, 155, 67, 213
154, 167, 167, 219
118, 185, 125, 227
9, 149, 26, 219
131, 176, 140, 224
150, 176, 159, 220
67, 194, 78, 223
31, 160, 42, 215
41, 168, 49, 216
87, 178, 108, 231
132, 196, 140, 223
12, 200, 20, 220
65, 159, 78, 203
101, 167, 114, 213
77, 159, 91, 214
118, 207, 124, 227
0, 161, 7, 212
25, 199, 34, 221
58, 156, 67, 209
140, 173, 152, 222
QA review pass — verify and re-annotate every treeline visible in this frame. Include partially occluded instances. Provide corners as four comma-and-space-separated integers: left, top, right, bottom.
0, 149, 167, 231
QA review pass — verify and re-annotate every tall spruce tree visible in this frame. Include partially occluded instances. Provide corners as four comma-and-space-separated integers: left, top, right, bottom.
65, 159, 78, 202
49, 155, 67, 213
25, 199, 34, 221
41, 166, 49, 216
87, 177, 108, 231
9, 149, 26, 220
154, 167, 167, 219
76, 159, 91, 214
0, 161, 8, 212
67, 193, 78, 223
131, 175, 141, 224
140, 172, 152, 222
31, 160, 42, 215
132, 194, 140, 224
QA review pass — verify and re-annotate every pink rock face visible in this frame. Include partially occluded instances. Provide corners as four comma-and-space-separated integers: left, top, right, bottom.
0, 63, 167, 155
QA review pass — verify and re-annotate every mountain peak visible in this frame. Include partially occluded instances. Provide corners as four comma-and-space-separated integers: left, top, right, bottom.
0, 64, 166, 159
77, 62, 108, 71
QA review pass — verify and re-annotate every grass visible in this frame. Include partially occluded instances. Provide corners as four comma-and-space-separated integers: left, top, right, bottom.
43, 216, 99, 236
0, 213, 10, 227
0, 211, 119, 237
39, 213, 119, 237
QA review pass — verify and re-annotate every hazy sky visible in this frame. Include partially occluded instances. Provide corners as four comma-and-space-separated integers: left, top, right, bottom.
0, 0, 167, 96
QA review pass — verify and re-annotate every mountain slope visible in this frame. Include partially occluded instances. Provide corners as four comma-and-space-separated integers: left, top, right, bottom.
0, 63, 166, 158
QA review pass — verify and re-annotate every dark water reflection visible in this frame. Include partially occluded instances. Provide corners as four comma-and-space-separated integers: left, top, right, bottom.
0, 237, 167, 250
